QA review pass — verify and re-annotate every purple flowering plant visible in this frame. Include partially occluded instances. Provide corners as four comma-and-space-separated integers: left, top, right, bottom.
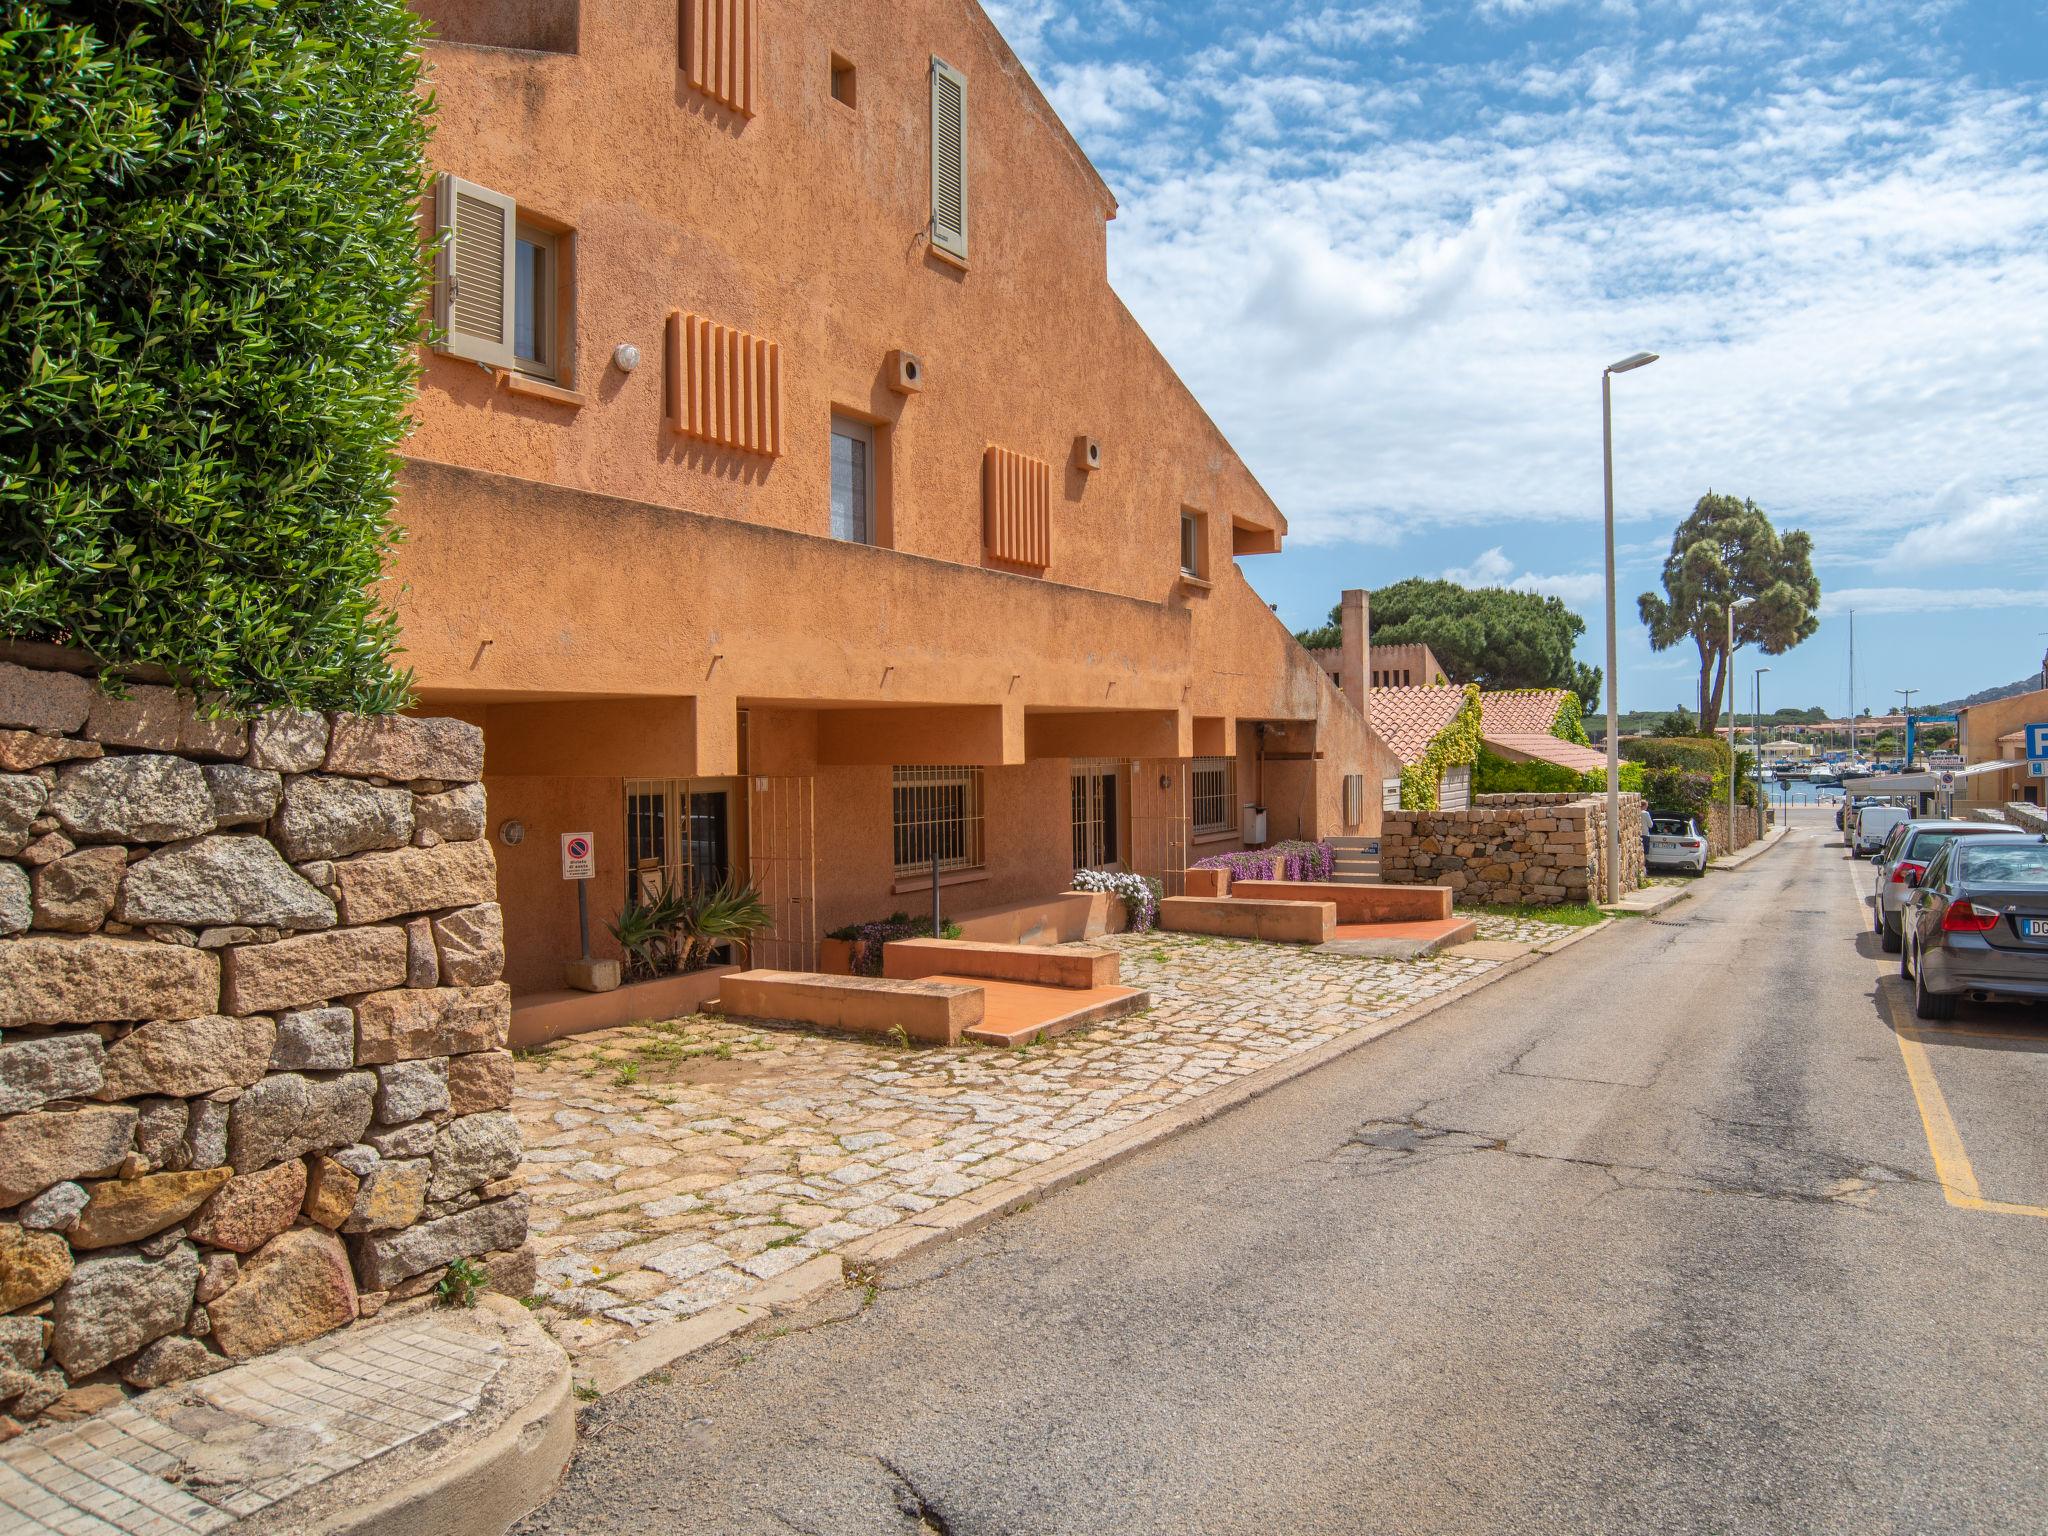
1189, 839, 1335, 883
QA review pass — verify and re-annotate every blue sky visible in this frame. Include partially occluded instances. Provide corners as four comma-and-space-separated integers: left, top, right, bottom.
986, 0, 2048, 714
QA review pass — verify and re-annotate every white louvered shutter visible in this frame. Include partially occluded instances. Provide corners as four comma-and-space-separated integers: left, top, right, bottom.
930, 57, 968, 260
435, 174, 517, 368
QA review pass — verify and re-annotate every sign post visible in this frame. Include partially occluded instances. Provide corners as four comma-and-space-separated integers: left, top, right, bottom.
561, 833, 595, 959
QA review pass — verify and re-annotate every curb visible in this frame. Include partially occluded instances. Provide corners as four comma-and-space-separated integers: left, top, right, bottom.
581, 915, 1619, 1398
1600, 881, 1696, 917
1710, 821, 1790, 871
294, 1297, 577, 1536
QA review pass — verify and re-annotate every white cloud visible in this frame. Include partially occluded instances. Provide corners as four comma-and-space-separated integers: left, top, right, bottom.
1042, 61, 1167, 134
1440, 546, 1605, 603
1013, 3, 2048, 580
1887, 491, 2046, 568
1821, 586, 2048, 616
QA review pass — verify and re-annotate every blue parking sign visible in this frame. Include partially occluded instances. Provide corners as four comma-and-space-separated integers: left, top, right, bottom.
2028, 723, 2048, 759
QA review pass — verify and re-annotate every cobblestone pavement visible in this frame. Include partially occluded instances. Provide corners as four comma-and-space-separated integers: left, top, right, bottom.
512, 918, 1580, 1371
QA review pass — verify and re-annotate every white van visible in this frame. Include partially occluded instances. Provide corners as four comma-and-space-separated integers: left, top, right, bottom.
1855, 804, 1911, 856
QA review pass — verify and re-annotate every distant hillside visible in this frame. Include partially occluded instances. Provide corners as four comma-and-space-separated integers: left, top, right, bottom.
1933, 674, 2046, 713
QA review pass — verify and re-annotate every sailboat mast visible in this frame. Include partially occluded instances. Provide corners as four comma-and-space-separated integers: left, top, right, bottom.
1848, 610, 1856, 762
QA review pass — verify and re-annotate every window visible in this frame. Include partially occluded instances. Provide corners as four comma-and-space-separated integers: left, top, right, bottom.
1179, 509, 1208, 581
930, 57, 968, 261
513, 226, 557, 379
435, 175, 573, 384
831, 52, 857, 106
892, 765, 984, 876
830, 416, 873, 543
1191, 756, 1236, 837
1072, 760, 1120, 871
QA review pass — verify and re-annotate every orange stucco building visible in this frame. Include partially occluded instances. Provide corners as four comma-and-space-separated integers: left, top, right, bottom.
391, 0, 1394, 1000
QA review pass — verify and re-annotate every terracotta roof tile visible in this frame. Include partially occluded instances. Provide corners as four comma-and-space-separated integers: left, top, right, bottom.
1477, 690, 1573, 736
1369, 686, 1468, 765
1483, 732, 1607, 774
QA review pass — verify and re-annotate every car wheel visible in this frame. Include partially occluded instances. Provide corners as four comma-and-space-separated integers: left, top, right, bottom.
1914, 958, 1958, 1022
1880, 914, 1901, 954
1900, 932, 1912, 979
1872, 899, 1883, 935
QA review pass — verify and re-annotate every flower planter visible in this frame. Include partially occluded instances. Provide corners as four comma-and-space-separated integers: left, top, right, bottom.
818, 938, 854, 975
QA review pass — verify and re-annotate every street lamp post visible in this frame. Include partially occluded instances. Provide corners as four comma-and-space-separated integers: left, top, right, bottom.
1755, 665, 1771, 829
1602, 351, 1658, 903
1726, 597, 1752, 856
1896, 687, 1918, 767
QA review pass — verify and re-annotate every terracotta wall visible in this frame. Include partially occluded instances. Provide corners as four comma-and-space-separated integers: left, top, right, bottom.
404, 0, 1282, 600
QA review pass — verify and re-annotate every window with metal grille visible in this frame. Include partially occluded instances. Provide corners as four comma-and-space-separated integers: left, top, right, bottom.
892, 765, 984, 875
625, 779, 732, 900
1071, 759, 1120, 871
1191, 756, 1235, 836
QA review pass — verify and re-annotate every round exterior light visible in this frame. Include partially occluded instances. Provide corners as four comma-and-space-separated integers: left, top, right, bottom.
613, 343, 641, 373
498, 819, 526, 846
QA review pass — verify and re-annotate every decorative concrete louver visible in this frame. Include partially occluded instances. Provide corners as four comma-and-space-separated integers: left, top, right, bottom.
667, 311, 783, 457
982, 446, 1052, 570
683, 0, 760, 117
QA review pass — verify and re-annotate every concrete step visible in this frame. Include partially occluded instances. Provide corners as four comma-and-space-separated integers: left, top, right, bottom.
933, 976, 1152, 1047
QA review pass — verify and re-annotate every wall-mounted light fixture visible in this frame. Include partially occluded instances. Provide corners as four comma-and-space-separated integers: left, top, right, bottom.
498, 819, 526, 846
613, 343, 641, 373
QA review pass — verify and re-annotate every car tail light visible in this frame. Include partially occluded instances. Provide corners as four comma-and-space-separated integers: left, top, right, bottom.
1941, 900, 2001, 934
1890, 862, 1926, 884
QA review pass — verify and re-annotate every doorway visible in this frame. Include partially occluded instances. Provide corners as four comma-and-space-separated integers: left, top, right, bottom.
1072, 758, 1122, 871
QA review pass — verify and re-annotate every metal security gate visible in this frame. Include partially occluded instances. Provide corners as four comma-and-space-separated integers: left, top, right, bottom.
747, 775, 815, 971
1129, 758, 1189, 897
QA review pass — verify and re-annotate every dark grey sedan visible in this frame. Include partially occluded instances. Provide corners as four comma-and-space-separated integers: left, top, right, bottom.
1900, 833, 2048, 1021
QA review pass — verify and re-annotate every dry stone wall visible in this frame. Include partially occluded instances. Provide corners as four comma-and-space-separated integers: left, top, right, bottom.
1704, 802, 1769, 858
1379, 792, 1646, 904
0, 656, 525, 1438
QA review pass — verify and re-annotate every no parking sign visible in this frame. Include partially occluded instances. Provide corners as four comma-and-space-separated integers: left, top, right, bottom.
560, 832, 594, 880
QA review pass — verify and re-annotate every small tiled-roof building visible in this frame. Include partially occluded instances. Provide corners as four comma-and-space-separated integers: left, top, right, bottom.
1478, 690, 1575, 737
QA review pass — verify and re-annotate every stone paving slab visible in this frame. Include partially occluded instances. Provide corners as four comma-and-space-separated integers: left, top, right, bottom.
510, 916, 1582, 1383
0, 1303, 547, 1536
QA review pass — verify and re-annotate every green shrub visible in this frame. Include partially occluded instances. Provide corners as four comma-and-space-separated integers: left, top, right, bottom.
1473, 748, 1643, 796
1400, 684, 1482, 811
0, 0, 431, 713
1623, 733, 1758, 809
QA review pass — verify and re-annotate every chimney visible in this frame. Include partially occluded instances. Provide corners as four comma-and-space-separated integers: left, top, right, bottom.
1340, 588, 1368, 719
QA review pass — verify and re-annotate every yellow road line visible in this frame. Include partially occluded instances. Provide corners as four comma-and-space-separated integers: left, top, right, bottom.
1850, 849, 2048, 1220
1889, 1003, 2048, 1221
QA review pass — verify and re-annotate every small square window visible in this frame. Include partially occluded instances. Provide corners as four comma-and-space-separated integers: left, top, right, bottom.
831, 53, 857, 107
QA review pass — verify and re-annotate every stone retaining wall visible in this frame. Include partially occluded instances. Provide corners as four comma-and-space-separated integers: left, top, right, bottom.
1704, 802, 1769, 858
0, 656, 525, 1438
1379, 792, 1646, 904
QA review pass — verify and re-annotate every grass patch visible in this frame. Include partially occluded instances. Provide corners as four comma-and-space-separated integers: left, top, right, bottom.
1466, 901, 1608, 927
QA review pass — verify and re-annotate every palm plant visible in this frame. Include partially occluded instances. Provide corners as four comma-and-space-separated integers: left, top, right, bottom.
608, 882, 686, 979
678, 879, 773, 971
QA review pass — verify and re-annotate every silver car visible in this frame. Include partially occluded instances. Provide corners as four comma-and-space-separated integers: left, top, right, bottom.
1645, 816, 1709, 875
1871, 819, 2014, 953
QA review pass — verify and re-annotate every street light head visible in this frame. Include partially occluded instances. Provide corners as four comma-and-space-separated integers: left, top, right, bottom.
1606, 351, 1659, 374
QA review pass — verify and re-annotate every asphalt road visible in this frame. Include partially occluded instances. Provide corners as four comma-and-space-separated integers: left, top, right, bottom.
518, 806, 2048, 1535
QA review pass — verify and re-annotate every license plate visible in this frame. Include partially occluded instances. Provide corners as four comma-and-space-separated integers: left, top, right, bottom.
2025, 919, 2048, 939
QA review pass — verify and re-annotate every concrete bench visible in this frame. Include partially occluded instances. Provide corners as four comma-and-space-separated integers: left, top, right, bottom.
881, 937, 1119, 989
1229, 880, 1453, 923
1158, 896, 1335, 943
712, 969, 983, 1046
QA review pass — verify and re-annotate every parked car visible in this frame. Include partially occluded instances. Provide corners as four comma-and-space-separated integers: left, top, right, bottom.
1872, 819, 2017, 952
1843, 793, 1906, 835
1901, 834, 2048, 1020
1644, 816, 1709, 874
1854, 803, 1911, 855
